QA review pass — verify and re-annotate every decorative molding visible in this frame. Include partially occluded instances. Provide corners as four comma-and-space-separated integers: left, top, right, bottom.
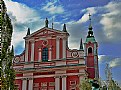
61, 75, 67, 78
25, 40, 29, 44
54, 76, 61, 78
42, 40, 48, 46
71, 51, 78, 58
22, 77, 33, 80
14, 57, 20, 63
29, 39, 35, 43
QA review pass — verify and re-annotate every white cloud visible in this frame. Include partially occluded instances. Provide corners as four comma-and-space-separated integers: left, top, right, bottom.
12, 30, 26, 48
4, 0, 39, 23
98, 55, 114, 63
4, 0, 44, 52
42, 2, 64, 14
98, 55, 121, 68
100, 2, 121, 42
78, 7, 96, 23
109, 58, 121, 67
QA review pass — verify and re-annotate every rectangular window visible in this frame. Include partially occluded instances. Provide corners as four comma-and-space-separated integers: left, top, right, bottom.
41, 87, 47, 90
48, 87, 55, 90
70, 81, 76, 89
15, 84, 20, 90
70, 88, 76, 90
42, 48, 48, 62
70, 81, 76, 85
41, 82, 47, 87
33, 88, 39, 90
33, 83, 39, 87
49, 82, 55, 86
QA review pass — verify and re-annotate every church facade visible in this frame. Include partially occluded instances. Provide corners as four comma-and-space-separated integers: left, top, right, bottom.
13, 17, 99, 90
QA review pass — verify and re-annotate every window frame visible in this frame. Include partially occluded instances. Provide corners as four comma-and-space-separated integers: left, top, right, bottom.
42, 47, 48, 62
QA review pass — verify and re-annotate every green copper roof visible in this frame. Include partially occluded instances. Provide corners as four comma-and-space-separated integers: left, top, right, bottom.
86, 36, 96, 43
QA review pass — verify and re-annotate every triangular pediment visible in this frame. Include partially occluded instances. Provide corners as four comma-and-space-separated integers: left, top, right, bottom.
24, 27, 67, 39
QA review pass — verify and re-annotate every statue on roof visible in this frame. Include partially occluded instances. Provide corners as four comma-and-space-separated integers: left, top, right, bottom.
45, 18, 49, 28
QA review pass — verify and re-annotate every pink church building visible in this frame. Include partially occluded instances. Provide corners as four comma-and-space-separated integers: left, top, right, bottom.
13, 17, 99, 90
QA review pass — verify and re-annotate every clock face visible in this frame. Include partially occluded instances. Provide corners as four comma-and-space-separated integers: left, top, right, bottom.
14, 57, 20, 63
71, 51, 78, 58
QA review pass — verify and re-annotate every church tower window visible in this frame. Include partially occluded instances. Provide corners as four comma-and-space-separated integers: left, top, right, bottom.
88, 47, 92, 54
42, 47, 48, 62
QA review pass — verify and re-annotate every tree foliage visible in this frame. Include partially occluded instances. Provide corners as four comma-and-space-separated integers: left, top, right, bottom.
78, 78, 92, 90
0, 0, 16, 89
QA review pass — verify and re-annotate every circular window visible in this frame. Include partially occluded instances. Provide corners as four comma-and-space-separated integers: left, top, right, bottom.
42, 40, 48, 46
14, 57, 20, 63
71, 51, 78, 58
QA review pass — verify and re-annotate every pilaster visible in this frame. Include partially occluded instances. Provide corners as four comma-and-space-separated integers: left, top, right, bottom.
28, 78, 33, 90
25, 40, 29, 62
55, 76, 60, 90
38, 48, 42, 62
62, 75, 67, 90
48, 46, 52, 61
31, 40, 35, 62
56, 37, 60, 59
62, 37, 66, 58
22, 78, 27, 90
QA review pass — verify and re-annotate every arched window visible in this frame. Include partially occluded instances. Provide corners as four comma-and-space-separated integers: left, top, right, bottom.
88, 47, 92, 54
42, 48, 48, 62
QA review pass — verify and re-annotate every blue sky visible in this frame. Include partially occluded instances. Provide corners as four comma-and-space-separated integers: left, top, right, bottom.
4, 0, 121, 86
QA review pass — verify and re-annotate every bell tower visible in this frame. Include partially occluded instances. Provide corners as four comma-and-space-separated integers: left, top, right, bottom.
84, 14, 99, 79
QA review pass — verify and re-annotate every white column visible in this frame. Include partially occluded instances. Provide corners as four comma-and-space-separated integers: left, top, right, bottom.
22, 79, 27, 90
31, 41, 34, 62
28, 79, 33, 90
48, 47, 52, 61
56, 38, 60, 59
25, 41, 29, 62
79, 75, 83, 84
62, 38, 66, 58
38, 48, 42, 62
79, 69, 85, 84
55, 76, 60, 90
62, 76, 66, 90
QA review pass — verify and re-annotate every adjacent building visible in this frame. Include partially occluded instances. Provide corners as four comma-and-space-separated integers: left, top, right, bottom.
13, 16, 99, 90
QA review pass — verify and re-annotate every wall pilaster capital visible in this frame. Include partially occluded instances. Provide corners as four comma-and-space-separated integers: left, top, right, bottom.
25, 40, 29, 44
54, 76, 61, 78
61, 75, 67, 78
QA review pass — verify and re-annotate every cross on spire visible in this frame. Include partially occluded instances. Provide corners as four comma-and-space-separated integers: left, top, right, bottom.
88, 13, 92, 30
89, 13, 91, 20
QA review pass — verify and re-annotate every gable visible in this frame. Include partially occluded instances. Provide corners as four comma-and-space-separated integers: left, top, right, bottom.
24, 27, 68, 40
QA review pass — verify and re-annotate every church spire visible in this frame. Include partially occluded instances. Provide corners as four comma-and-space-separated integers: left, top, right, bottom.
26, 28, 30, 36
80, 38, 83, 50
85, 13, 96, 43
88, 13, 93, 30
87, 13, 94, 37
45, 18, 49, 28
11, 45, 14, 56
63, 24, 67, 32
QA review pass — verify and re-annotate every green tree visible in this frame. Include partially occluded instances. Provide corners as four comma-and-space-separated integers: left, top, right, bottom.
104, 64, 121, 90
108, 80, 121, 90
78, 78, 92, 90
0, 0, 16, 89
